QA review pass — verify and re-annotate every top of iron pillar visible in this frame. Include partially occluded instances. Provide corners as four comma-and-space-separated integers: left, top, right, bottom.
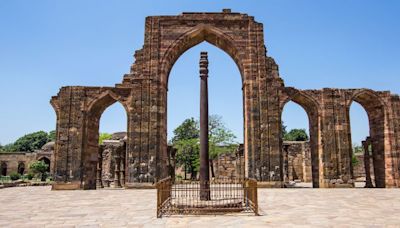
199, 52, 208, 78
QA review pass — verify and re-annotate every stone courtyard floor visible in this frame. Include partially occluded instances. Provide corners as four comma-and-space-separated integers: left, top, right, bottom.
0, 186, 399, 227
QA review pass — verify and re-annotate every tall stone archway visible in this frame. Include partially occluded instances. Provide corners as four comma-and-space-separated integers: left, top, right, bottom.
280, 88, 322, 187
347, 90, 387, 187
122, 10, 285, 184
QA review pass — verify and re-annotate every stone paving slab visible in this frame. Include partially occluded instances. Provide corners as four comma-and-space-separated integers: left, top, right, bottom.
0, 186, 399, 227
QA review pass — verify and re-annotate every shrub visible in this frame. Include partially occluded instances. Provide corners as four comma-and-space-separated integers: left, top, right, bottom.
25, 173, 34, 180
9, 172, 21, 181
29, 161, 49, 181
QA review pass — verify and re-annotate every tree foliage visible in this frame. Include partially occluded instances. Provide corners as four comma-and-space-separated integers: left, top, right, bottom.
208, 115, 237, 159
11, 131, 49, 152
48, 130, 56, 142
174, 138, 200, 179
29, 160, 49, 181
0, 131, 56, 153
171, 118, 199, 143
99, 133, 113, 145
9, 172, 21, 181
171, 118, 200, 179
283, 128, 309, 141
170, 115, 238, 180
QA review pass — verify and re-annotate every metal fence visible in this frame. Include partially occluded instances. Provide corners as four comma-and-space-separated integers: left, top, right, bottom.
156, 177, 259, 217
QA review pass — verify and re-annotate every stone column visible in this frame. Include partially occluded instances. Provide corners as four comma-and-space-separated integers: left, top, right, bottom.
96, 146, 104, 188
362, 138, 374, 188
114, 147, 122, 188
199, 52, 210, 200
120, 143, 126, 187
283, 144, 290, 183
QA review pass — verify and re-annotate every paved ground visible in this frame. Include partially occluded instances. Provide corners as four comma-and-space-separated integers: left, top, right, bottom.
0, 186, 399, 227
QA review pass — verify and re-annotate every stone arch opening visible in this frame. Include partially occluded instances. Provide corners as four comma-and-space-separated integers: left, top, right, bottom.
281, 89, 321, 188
83, 92, 129, 189
348, 90, 386, 187
18, 162, 25, 175
161, 25, 245, 85
1, 162, 7, 176
39, 157, 51, 172
281, 101, 312, 186
161, 25, 249, 180
167, 42, 243, 180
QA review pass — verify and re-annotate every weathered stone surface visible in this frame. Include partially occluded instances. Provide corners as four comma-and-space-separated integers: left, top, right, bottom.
283, 141, 312, 183
50, 10, 400, 189
212, 144, 245, 180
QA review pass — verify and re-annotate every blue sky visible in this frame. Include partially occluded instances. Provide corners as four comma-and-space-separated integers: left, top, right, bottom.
0, 1, 399, 146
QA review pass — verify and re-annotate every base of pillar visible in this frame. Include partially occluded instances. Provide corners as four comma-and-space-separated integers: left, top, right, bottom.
257, 181, 284, 188
52, 182, 81, 190
124, 182, 156, 189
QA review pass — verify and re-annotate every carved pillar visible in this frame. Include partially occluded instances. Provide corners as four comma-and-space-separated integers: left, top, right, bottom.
120, 143, 126, 187
96, 145, 104, 188
283, 144, 290, 183
363, 138, 374, 188
114, 147, 122, 188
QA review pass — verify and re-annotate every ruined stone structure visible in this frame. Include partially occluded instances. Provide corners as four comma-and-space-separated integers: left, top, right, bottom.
283, 141, 312, 183
98, 140, 126, 188
0, 142, 55, 176
212, 144, 245, 180
51, 10, 400, 189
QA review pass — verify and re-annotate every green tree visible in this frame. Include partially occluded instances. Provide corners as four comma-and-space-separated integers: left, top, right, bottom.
171, 118, 200, 180
208, 115, 238, 177
12, 131, 49, 152
171, 118, 199, 143
283, 128, 309, 141
48, 130, 56, 142
99, 133, 112, 144
29, 161, 49, 181
0, 143, 15, 152
0, 131, 56, 153
171, 116, 238, 179
174, 138, 200, 180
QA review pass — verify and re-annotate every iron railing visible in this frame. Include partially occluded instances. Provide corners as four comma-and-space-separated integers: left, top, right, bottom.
156, 177, 259, 217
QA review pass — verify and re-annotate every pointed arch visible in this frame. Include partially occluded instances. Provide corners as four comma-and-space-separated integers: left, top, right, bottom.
82, 90, 129, 189
87, 90, 129, 117
348, 89, 387, 187
281, 88, 322, 187
160, 24, 245, 86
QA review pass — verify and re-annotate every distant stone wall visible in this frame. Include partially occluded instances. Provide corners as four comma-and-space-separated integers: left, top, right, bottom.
283, 141, 312, 183
211, 142, 312, 183
212, 146, 244, 180
0, 148, 54, 176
